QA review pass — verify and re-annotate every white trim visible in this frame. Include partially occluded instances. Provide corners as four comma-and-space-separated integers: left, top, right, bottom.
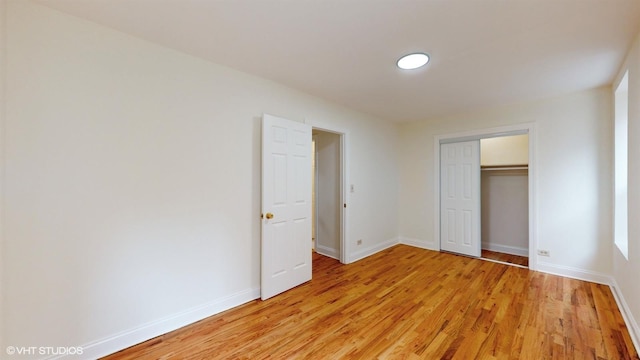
439, 129, 528, 144
399, 236, 438, 251
349, 238, 399, 263
312, 135, 318, 249
70, 288, 260, 360
535, 262, 611, 285
0, 0, 6, 352
315, 244, 339, 260
481, 242, 529, 257
610, 278, 640, 354
433, 122, 538, 270
306, 119, 350, 265
341, 132, 349, 264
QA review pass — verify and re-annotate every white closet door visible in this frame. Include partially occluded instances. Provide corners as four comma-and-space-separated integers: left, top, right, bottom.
440, 141, 481, 257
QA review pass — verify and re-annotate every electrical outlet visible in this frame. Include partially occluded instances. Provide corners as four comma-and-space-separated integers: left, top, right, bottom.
537, 249, 550, 257
357, 239, 362, 245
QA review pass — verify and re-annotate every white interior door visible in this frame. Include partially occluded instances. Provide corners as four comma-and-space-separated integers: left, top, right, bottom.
440, 141, 481, 257
261, 114, 312, 300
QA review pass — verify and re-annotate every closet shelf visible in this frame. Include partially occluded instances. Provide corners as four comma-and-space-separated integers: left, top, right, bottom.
481, 165, 528, 171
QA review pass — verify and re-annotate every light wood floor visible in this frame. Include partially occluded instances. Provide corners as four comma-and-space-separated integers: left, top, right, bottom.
482, 249, 529, 267
103, 245, 638, 359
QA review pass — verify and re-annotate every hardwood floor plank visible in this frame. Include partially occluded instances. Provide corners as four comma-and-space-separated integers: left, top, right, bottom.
102, 246, 638, 359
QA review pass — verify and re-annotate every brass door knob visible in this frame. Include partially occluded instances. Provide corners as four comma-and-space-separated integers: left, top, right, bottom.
265, 213, 274, 219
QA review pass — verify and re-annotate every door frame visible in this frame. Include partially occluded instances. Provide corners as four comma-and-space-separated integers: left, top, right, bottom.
433, 123, 537, 269
306, 120, 349, 264
311, 136, 318, 251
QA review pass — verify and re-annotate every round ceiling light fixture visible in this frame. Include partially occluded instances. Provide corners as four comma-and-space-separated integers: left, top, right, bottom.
396, 52, 430, 70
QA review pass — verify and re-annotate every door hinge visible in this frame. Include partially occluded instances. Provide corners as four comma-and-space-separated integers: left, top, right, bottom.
344, 203, 347, 208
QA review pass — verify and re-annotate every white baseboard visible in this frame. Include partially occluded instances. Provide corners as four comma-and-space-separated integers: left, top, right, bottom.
71, 287, 260, 360
609, 278, 640, 354
535, 262, 611, 285
399, 236, 438, 251
481, 242, 528, 257
316, 244, 339, 260
349, 237, 399, 263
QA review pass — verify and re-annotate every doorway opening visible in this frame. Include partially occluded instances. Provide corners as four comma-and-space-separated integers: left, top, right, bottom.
311, 129, 344, 263
435, 123, 537, 270
479, 134, 529, 267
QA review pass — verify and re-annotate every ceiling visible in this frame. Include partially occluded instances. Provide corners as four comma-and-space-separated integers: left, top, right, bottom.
38, 0, 640, 122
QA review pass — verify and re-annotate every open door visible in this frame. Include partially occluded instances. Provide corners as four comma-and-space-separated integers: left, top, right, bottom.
440, 140, 481, 257
261, 114, 312, 300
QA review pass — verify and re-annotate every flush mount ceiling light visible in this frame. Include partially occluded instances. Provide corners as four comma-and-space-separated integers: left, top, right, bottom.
397, 53, 430, 70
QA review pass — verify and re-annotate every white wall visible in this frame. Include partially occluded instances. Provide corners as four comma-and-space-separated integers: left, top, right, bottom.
1, 1, 399, 357
398, 87, 612, 275
481, 134, 529, 166
612, 31, 640, 349
315, 131, 341, 258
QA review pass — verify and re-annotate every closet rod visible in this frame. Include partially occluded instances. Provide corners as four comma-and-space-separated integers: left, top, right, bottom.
481, 165, 528, 171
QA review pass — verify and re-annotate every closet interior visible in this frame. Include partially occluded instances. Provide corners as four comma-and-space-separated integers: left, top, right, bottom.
480, 134, 529, 267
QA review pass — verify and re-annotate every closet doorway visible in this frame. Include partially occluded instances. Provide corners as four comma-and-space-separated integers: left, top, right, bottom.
480, 135, 529, 267
435, 123, 537, 270
312, 129, 342, 261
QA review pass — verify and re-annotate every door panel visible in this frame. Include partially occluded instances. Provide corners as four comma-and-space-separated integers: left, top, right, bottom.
440, 141, 481, 257
262, 114, 312, 300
